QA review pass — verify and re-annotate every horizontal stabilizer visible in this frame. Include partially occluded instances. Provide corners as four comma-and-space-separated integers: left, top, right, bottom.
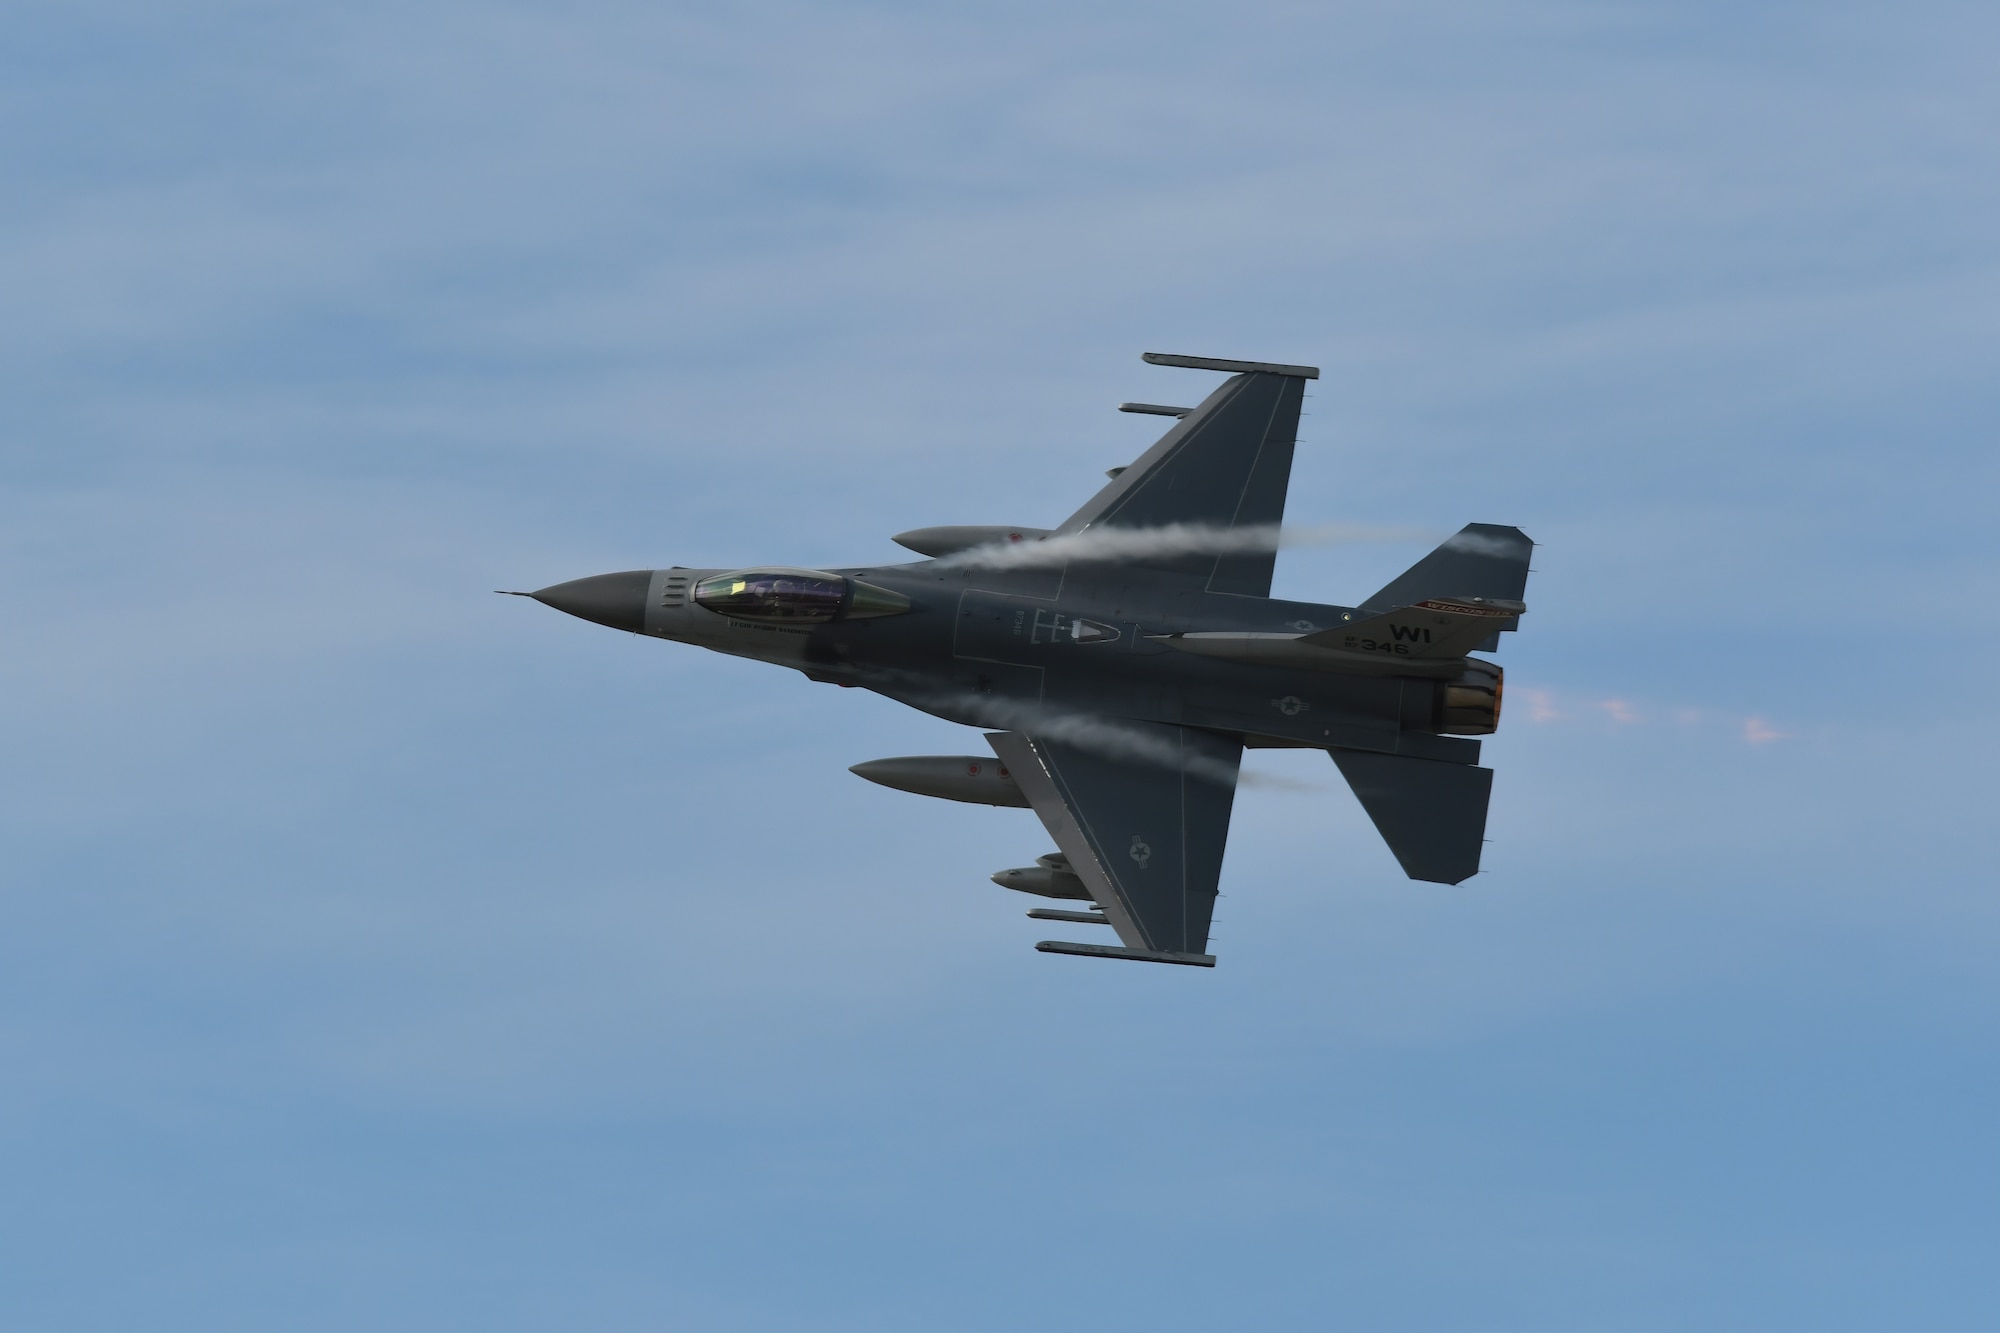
1331, 750, 1493, 884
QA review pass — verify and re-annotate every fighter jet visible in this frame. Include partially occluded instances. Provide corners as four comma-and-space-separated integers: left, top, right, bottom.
510, 353, 1531, 967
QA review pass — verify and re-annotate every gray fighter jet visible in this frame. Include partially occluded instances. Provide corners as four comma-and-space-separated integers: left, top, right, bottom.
511, 353, 1531, 967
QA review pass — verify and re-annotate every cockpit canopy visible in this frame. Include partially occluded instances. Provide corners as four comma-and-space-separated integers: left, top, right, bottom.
692, 568, 910, 623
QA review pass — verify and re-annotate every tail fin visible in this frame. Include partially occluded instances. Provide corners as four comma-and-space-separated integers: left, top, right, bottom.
1360, 523, 1531, 653
1331, 750, 1493, 884
1365, 523, 1532, 607
1301, 595, 1524, 662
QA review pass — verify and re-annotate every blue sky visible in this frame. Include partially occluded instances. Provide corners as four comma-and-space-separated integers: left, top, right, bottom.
3, 2, 1997, 1328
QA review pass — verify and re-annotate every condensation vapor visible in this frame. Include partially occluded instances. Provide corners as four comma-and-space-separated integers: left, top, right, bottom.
1439, 530, 1527, 557
877, 676, 1320, 791
932, 522, 1437, 572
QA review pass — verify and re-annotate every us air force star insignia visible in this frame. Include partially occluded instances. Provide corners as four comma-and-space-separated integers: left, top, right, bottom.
1288, 619, 1317, 631
1128, 836, 1152, 869
1272, 695, 1308, 716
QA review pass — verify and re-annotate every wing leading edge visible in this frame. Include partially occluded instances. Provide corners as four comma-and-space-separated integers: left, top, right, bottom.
987, 727, 1241, 966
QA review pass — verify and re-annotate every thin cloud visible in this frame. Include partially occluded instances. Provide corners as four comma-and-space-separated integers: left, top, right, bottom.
1596, 698, 1641, 724
1742, 716, 1787, 745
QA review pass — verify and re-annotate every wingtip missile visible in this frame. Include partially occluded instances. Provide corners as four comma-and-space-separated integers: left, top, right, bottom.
1035, 940, 1217, 967
1141, 351, 1319, 379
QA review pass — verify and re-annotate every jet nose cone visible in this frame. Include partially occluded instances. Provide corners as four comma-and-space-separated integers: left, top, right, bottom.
530, 570, 652, 632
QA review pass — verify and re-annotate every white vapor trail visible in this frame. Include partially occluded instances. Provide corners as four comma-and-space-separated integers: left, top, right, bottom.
1439, 530, 1528, 557
932, 522, 1437, 572
879, 676, 1320, 791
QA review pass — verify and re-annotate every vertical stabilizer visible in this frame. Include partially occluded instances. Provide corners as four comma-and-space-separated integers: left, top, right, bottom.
1361, 524, 1532, 652
1363, 524, 1532, 610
